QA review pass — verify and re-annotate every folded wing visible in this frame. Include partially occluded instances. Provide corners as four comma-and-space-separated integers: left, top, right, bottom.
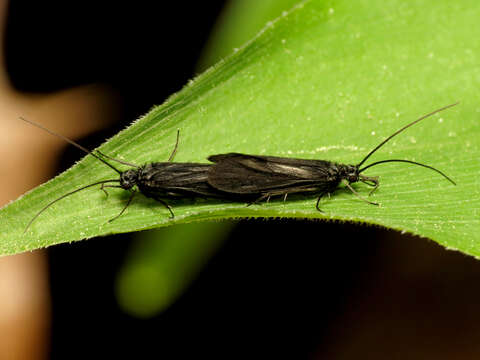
207, 153, 334, 194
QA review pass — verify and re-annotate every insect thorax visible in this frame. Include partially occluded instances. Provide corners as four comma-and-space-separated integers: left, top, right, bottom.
334, 163, 359, 183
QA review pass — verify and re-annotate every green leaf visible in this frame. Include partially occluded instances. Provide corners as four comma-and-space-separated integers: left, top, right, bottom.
198, 0, 305, 71
115, 222, 231, 317
1, 0, 479, 257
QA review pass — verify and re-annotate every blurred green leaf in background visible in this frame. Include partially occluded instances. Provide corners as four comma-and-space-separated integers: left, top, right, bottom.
116, 222, 231, 317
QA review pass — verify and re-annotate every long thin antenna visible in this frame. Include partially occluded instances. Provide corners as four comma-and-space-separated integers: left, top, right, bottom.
19, 116, 123, 174
96, 150, 139, 168
97, 129, 180, 166
359, 159, 456, 185
24, 179, 120, 233
356, 102, 459, 168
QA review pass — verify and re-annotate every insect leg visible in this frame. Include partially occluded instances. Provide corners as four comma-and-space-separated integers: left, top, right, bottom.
315, 192, 329, 212
100, 183, 113, 197
342, 180, 379, 206
368, 182, 379, 196
101, 184, 126, 197
152, 197, 175, 218
246, 193, 271, 207
359, 175, 379, 196
167, 130, 180, 162
108, 191, 136, 222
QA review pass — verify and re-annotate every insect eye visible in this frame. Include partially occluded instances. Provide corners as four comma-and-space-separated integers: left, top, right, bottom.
348, 174, 358, 183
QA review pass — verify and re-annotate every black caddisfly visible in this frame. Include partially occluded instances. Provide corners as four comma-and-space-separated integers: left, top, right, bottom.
20, 118, 222, 232
207, 103, 458, 210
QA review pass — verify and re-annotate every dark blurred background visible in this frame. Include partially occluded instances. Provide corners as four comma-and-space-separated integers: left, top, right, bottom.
3, 1, 480, 359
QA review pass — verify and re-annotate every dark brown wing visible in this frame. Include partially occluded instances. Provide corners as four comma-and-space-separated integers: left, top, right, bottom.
138, 163, 221, 198
207, 153, 338, 195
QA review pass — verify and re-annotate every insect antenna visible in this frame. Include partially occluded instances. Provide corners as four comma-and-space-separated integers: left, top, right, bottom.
19, 116, 126, 174
24, 179, 120, 233
359, 159, 456, 185
19, 117, 141, 232
95, 150, 140, 168
356, 102, 459, 168
94, 129, 180, 166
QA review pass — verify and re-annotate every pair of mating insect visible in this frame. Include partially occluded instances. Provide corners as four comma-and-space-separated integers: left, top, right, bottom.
22, 103, 458, 232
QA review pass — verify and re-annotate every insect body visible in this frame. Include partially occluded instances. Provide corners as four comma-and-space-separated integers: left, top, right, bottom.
207, 103, 458, 210
20, 118, 222, 232
114, 161, 222, 219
